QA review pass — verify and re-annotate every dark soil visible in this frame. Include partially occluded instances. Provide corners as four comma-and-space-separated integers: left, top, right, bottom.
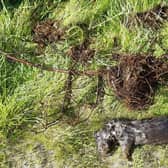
33, 20, 65, 47
127, 4, 168, 29
67, 40, 95, 64
107, 54, 168, 110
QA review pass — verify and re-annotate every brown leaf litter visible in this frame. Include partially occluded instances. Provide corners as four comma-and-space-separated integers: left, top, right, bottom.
127, 4, 168, 29
33, 20, 65, 47
107, 54, 168, 110
67, 40, 95, 65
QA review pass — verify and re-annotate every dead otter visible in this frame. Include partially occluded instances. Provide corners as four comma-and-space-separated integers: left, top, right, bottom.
95, 117, 168, 160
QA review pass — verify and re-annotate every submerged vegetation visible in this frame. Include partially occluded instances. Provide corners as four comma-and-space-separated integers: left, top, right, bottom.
0, 0, 168, 167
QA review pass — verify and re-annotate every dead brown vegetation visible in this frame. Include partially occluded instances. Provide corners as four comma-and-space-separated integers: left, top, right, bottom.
127, 4, 168, 29
107, 54, 168, 110
33, 20, 65, 47
95, 74, 105, 105
67, 40, 95, 64
61, 70, 73, 115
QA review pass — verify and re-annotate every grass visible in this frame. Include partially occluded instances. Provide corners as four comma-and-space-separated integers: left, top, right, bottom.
0, 0, 168, 167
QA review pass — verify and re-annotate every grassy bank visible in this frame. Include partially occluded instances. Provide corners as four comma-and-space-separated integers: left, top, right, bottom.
0, 0, 168, 167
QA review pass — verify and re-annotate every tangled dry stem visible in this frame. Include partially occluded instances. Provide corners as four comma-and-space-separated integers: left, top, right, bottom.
33, 20, 65, 47
67, 40, 95, 64
127, 4, 168, 29
107, 54, 168, 110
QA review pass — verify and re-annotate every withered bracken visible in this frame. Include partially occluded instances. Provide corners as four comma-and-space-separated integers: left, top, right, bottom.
127, 4, 168, 29
67, 40, 95, 65
33, 20, 65, 47
107, 54, 168, 110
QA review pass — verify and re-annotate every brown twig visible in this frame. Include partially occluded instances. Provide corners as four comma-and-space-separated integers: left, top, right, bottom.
95, 74, 105, 105
61, 70, 73, 114
0, 50, 106, 76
